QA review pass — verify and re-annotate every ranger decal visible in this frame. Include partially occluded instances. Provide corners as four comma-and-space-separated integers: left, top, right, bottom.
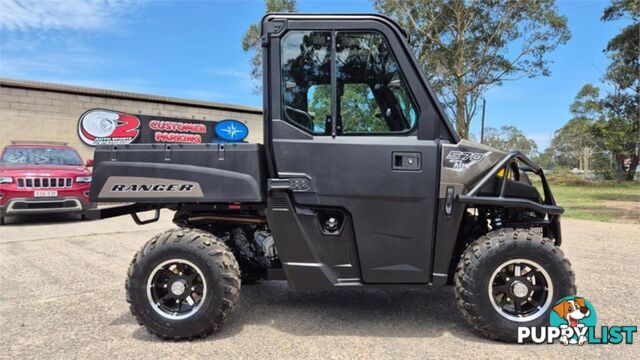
98, 176, 203, 198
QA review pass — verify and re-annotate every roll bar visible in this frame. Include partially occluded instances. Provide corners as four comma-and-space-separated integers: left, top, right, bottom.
458, 151, 564, 216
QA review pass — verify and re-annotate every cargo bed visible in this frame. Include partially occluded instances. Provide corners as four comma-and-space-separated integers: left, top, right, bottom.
90, 143, 266, 204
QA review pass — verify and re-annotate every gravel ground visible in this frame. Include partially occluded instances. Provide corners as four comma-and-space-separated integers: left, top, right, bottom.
1, 211, 638, 359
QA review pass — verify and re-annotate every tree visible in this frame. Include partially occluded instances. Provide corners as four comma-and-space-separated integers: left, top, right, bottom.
532, 147, 555, 170
242, 0, 297, 93
483, 125, 538, 158
550, 84, 602, 177
597, 0, 639, 180
602, 0, 639, 93
374, 0, 570, 139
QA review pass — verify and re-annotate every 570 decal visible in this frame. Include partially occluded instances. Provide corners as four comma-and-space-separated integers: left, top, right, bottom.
446, 151, 485, 161
445, 150, 487, 169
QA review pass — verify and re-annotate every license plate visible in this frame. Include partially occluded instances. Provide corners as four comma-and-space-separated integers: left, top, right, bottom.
34, 190, 57, 197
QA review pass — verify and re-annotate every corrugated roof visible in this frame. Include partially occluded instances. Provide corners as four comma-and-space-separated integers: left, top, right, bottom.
0, 77, 262, 115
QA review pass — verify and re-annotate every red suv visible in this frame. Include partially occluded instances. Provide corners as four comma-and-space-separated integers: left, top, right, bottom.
0, 141, 95, 225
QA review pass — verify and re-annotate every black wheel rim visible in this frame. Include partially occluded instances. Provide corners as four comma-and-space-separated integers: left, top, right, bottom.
146, 259, 207, 320
488, 259, 553, 322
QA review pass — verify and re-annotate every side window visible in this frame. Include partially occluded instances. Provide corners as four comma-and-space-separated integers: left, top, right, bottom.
336, 31, 417, 134
282, 31, 331, 134
340, 83, 384, 133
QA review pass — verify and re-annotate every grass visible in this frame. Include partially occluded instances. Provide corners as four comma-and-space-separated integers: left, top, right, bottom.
545, 182, 640, 223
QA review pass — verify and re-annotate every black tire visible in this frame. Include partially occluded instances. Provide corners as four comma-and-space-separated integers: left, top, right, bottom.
126, 227, 241, 340
454, 228, 576, 342
229, 226, 268, 284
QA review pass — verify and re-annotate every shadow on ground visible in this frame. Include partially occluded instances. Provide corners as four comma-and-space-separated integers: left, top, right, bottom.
1, 213, 91, 226
116, 281, 487, 343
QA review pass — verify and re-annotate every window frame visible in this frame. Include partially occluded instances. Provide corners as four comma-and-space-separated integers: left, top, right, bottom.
335, 30, 420, 136
280, 29, 420, 137
280, 30, 333, 136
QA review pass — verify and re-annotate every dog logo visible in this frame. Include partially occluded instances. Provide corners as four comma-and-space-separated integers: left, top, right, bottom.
519, 295, 636, 344
550, 296, 597, 345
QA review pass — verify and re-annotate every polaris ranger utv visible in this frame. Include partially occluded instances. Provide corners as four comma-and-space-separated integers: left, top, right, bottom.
89, 14, 575, 342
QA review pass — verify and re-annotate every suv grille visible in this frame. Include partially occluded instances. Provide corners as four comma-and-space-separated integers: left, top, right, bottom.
16, 177, 73, 189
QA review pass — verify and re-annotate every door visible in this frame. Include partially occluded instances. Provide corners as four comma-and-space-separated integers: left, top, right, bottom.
266, 19, 445, 284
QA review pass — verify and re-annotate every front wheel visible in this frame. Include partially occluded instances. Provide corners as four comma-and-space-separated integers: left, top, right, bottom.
126, 228, 241, 340
454, 228, 576, 342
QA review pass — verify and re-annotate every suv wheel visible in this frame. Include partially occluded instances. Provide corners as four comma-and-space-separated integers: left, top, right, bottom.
454, 228, 575, 342
126, 228, 240, 340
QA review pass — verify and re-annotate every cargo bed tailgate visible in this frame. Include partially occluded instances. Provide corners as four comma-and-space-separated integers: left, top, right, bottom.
90, 143, 266, 203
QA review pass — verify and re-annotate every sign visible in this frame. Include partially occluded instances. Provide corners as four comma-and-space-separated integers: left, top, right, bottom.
78, 109, 248, 146
215, 119, 249, 142
78, 109, 141, 146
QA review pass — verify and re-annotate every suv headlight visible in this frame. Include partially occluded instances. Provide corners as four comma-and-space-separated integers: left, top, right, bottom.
76, 176, 92, 183
0, 176, 13, 184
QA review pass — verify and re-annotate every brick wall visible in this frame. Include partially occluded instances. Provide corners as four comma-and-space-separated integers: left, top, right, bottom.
0, 79, 263, 161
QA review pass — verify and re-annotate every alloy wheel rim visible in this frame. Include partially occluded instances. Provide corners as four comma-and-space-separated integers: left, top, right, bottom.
488, 258, 553, 322
146, 259, 207, 320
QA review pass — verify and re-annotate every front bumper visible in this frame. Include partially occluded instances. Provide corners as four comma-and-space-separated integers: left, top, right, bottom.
0, 196, 94, 216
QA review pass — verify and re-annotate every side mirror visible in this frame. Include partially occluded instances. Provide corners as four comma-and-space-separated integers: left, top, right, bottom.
86, 159, 94, 167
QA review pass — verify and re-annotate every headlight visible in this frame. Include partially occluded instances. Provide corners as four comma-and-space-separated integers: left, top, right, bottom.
76, 176, 92, 183
0, 176, 13, 184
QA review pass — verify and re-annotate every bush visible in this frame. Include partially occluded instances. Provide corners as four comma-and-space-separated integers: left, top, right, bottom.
545, 168, 591, 185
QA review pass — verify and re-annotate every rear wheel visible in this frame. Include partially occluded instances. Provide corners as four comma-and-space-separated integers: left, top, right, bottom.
126, 227, 240, 340
454, 228, 575, 342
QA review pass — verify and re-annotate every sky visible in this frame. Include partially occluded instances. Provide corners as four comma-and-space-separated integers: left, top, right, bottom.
0, 0, 629, 149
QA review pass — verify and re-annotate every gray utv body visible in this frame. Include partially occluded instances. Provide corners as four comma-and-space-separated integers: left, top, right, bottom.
90, 13, 562, 289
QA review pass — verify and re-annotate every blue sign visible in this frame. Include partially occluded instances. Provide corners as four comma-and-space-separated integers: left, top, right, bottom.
214, 119, 249, 142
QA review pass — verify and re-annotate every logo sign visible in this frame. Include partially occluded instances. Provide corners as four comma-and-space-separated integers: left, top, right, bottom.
78, 109, 141, 146
78, 109, 225, 146
517, 295, 637, 345
215, 119, 249, 142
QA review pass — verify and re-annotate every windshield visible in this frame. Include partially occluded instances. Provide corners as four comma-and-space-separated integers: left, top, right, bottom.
0, 147, 82, 165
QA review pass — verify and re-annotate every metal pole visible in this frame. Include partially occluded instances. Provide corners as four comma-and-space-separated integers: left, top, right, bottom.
480, 98, 486, 143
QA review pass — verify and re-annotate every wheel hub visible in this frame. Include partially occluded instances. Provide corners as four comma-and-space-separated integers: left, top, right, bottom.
510, 280, 529, 298
171, 279, 187, 296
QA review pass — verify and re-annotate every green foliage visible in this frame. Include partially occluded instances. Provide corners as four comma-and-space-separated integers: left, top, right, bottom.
544, 0, 639, 183
308, 84, 331, 132
242, 0, 297, 93
597, 0, 639, 181
569, 84, 603, 119
548, 85, 602, 174
532, 147, 555, 170
340, 84, 386, 133
482, 125, 538, 158
373, 0, 570, 138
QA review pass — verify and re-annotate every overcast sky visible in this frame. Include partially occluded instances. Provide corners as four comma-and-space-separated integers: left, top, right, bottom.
0, 0, 629, 149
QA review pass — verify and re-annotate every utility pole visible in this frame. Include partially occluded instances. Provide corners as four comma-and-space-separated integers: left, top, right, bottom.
480, 98, 486, 144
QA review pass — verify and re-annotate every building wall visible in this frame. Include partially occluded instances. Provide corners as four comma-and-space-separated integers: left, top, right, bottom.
0, 79, 263, 161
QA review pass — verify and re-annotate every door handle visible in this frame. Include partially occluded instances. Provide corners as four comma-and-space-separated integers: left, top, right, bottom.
392, 152, 421, 171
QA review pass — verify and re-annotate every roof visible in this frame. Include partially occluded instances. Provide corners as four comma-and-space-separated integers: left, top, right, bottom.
0, 78, 262, 115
